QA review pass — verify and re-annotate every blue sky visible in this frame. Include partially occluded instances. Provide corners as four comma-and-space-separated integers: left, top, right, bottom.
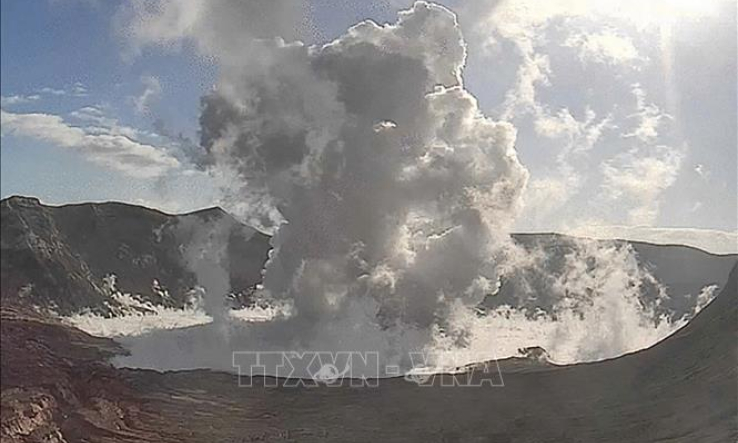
1, 0, 213, 205
1, 0, 736, 241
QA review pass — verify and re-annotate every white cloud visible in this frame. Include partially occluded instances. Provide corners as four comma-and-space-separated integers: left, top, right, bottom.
117, 0, 306, 62
36, 83, 89, 98
534, 107, 612, 154
519, 107, 613, 225
460, 0, 651, 120
501, 54, 551, 119
71, 82, 88, 96
1, 84, 88, 107
463, 0, 718, 40
0, 94, 41, 107
594, 84, 683, 226
458, 0, 676, 232
68, 105, 144, 139
132, 75, 162, 115
0, 109, 180, 178
38, 87, 67, 96
601, 146, 684, 225
565, 30, 641, 65
68, 105, 106, 121
454, 0, 720, 235
521, 176, 571, 225
624, 84, 670, 142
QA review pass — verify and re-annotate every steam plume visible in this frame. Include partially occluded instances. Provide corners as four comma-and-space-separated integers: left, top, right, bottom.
109, 2, 702, 375
199, 2, 528, 347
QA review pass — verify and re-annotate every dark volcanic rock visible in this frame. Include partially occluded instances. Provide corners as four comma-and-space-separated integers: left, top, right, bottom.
3, 196, 732, 321
0, 196, 270, 315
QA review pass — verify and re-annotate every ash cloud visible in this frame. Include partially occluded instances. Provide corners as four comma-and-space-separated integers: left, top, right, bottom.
194, 2, 528, 348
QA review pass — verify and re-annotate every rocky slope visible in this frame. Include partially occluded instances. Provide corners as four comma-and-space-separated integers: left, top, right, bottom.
0, 305, 146, 443
4, 196, 735, 323
1, 196, 270, 316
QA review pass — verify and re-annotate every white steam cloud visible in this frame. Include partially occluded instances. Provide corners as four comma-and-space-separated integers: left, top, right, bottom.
108, 2, 715, 375
197, 2, 527, 347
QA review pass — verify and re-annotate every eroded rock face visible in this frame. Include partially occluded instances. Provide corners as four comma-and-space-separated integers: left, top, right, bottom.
0, 305, 159, 442
0, 196, 270, 316
3, 196, 733, 322
1, 389, 65, 443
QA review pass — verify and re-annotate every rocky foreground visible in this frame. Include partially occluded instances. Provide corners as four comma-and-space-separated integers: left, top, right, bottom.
2, 264, 736, 442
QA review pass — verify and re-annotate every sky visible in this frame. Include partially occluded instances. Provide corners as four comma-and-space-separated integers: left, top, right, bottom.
1, 0, 736, 245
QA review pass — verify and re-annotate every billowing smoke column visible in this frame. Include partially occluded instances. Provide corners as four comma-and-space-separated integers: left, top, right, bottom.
199, 2, 528, 346
108, 1, 703, 374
